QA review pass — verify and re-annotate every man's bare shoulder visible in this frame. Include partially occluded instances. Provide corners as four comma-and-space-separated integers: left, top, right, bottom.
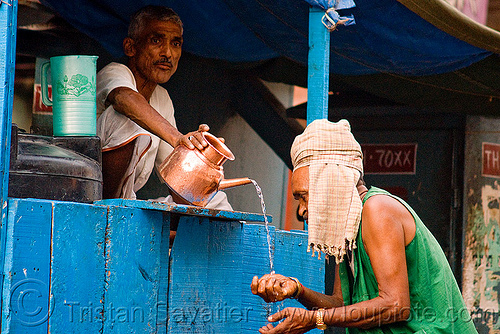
362, 193, 415, 245
363, 193, 404, 210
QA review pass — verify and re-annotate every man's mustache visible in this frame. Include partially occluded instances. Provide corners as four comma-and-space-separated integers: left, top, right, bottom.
154, 58, 172, 65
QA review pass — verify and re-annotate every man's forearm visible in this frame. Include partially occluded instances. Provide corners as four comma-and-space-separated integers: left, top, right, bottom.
296, 285, 344, 310
323, 296, 410, 329
108, 87, 182, 147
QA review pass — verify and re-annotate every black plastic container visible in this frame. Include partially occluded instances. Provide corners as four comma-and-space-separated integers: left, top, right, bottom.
9, 124, 102, 203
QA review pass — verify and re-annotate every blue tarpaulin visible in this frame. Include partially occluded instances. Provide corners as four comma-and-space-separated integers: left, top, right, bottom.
39, 0, 497, 76
20, 0, 500, 175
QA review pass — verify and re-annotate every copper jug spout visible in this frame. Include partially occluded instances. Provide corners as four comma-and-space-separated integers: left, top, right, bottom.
219, 177, 253, 190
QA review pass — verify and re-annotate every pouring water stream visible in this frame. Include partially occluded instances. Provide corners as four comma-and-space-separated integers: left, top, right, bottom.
249, 179, 284, 318
250, 179, 274, 274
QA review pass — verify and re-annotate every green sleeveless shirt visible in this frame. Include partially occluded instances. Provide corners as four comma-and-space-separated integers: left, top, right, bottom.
338, 187, 477, 333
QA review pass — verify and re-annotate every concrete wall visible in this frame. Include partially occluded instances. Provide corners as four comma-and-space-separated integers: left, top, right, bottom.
217, 114, 289, 228
218, 81, 295, 230
462, 115, 500, 332
13, 80, 33, 133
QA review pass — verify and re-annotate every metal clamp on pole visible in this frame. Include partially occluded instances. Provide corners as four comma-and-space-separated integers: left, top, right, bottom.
322, 8, 352, 31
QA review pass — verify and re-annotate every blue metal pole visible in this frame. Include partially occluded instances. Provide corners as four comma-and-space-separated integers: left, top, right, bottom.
0, 0, 18, 300
307, 6, 330, 124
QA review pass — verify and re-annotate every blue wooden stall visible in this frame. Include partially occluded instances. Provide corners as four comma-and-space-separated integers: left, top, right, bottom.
0, 1, 332, 333
1, 198, 324, 333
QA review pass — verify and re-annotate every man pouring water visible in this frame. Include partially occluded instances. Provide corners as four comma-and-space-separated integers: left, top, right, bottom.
96, 5, 231, 210
251, 119, 477, 333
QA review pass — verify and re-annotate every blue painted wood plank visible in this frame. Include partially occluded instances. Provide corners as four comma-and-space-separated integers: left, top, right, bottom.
168, 220, 322, 333
274, 230, 324, 293
241, 223, 276, 333
241, 226, 324, 333
167, 216, 211, 333
205, 220, 246, 332
1, 199, 53, 333
155, 213, 171, 333
0, 0, 18, 316
95, 198, 271, 223
307, 6, 330, 124
273, 230, 325, 334
48, 201, 107, 333
103, 205, 167, 334
168, 217, 246, 332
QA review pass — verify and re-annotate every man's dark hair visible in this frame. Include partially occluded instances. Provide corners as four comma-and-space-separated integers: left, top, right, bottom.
128, 6, 183, 39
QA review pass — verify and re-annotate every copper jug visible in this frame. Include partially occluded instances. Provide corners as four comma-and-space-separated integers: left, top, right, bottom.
158, 132, 252, 207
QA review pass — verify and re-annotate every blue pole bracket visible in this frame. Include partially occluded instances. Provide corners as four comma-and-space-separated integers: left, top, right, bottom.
304, 0, 356, 31
322, 7, 355, 31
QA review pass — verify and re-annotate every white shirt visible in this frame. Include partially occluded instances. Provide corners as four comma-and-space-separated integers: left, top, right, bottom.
95, 62, 233, 211
96, 62, 176, 198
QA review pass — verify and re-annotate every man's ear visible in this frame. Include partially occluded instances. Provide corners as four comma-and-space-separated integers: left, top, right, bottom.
123, 37, 136, 57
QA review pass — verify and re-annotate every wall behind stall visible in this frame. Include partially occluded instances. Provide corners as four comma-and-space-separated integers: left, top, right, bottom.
462, 115, 500, 333
217, 81, 295, 229
13, 83, 33, 132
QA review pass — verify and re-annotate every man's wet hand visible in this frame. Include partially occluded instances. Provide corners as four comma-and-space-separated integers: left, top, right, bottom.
251, 273, 299, 303
258, 307, 316, 334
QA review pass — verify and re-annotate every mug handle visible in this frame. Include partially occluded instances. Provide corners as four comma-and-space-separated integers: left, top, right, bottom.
40, 61, 52, 107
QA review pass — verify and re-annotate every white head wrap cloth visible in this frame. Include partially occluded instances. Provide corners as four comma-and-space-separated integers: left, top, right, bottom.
291, 119, 363, 263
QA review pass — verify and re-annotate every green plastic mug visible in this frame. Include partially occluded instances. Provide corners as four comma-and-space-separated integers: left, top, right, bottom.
41, 55, 98, 136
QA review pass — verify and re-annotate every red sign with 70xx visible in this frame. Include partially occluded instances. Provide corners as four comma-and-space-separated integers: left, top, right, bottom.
361, 143, 417, 175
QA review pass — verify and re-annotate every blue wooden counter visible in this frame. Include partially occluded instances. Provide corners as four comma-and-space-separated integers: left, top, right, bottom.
1, 198, 324, 333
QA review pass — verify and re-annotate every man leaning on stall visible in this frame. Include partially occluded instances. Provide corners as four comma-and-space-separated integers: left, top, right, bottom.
96, 5, 231, 210
251, 119, 477, 333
